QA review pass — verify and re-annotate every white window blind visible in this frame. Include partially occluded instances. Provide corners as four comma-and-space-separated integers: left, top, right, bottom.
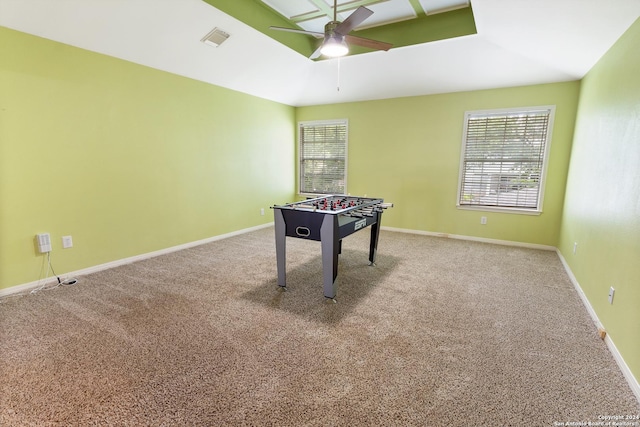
457, 107, 554, 212
299, 120, 347, 195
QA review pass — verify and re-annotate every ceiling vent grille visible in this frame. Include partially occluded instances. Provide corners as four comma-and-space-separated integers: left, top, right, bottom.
201, 28, 230, 47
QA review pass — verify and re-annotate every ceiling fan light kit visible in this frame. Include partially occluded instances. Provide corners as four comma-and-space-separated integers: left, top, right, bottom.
320, 36, 349, 57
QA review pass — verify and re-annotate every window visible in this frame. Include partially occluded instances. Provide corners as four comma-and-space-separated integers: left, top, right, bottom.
457, 106, 555, 213
299, 120, 348, 195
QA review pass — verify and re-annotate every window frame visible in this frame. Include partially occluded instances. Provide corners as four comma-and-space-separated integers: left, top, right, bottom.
456, 106, 556, 215
298, 119, 348, 196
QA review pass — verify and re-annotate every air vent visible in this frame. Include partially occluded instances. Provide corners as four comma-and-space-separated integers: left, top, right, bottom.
201, 28, 230, 47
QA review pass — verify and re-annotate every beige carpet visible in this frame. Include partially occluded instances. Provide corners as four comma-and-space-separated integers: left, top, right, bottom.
1, 227, 638, 426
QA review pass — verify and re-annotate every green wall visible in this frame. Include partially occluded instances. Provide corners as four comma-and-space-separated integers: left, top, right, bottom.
0, 27, 296, 290
558, 18, 640, 384
296, 82, 580, 246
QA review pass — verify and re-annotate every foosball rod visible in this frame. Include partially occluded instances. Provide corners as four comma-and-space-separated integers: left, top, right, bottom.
292, 204, 315, 210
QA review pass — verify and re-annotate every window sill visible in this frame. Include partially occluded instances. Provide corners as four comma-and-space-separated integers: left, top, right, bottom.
457, 205, 542, 216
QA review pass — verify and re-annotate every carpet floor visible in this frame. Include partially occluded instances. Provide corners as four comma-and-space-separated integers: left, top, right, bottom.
1, 227, 638, 426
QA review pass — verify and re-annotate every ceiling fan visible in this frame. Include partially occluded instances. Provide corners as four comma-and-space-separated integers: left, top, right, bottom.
269, 0, 393, 59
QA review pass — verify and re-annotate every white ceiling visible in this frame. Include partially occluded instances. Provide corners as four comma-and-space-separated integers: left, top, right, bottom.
1, 0, 639, 107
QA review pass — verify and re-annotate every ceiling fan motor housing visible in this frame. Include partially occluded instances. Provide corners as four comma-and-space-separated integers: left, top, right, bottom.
324, 21, 341, 39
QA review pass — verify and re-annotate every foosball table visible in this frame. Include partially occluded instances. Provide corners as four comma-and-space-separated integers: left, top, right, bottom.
271, 195, 393, 300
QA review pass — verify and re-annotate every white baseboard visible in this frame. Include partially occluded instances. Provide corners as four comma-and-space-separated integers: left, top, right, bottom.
380, 226, 556, 251
0, 223, 272, 298
556, 250, 640, 404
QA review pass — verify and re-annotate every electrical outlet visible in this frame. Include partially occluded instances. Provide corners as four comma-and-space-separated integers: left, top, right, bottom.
62, 235, 73, 249
608, 287, 615, 304
573, 242, 578, 254
260, 208, 265, 216
480, 216, 487, 225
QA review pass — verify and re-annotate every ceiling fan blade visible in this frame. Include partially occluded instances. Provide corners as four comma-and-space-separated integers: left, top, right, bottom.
269, 26, 324, 39
335, 6, 373, 35
345, 34, 392, 51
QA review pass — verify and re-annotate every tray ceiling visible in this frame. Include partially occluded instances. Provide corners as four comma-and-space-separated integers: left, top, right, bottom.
261, 0, 470, 32
204, 0, 476, 58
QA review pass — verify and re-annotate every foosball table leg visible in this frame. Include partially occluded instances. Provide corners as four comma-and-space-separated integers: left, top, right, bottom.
274, 209, 287, 289
320, 214, 339, 299
368, 212, 381, 266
